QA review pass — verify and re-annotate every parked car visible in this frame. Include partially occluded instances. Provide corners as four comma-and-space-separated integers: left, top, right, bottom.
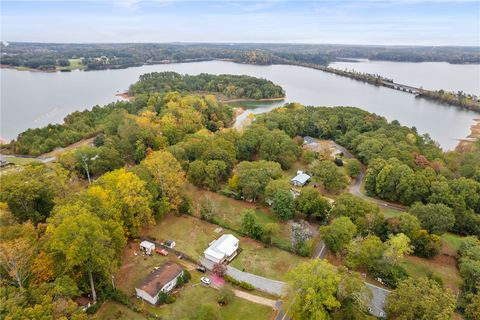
155, 248, 168, 256
164, 240, 176, 248
196, 265, 206, 273
200, 277, 211, 285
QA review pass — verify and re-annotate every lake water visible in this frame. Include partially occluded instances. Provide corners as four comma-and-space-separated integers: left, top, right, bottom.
1, 61, 479, 150
329, 60, 480, 95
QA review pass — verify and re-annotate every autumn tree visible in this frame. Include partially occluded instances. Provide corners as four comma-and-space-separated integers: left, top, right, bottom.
346, 235, 384, 269
142, 150, 186, 210
286, 259, 341, 319
386, 277, 456, 320
90, 168, 153, 237
46, 206, 126, 302
236, 160, 282, 202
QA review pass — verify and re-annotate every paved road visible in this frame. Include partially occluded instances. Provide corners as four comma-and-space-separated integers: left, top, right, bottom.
201, 258, 287, 296
349, 170, 406, 212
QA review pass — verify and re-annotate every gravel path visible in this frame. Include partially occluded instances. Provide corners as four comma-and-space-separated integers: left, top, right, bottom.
233, 289, 277, 307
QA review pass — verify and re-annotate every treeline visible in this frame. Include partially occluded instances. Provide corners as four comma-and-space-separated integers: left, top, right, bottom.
128, 72, 285, 100
255, 104, 480, 236
418, 89, 480, 112
2, 43, 479, 72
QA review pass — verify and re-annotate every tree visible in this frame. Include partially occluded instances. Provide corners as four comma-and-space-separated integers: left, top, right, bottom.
272, 189, 295, 220
331, 194, 382, 234
258, 129, 300, 169
262, 222, 280, 245
265, 179, 291, 203
0, 237, 35, 288
286, 259, 341, 319
187, 160, 207, 186
346, 235, 384, 269
311, 160, 349, 192
412, 229, 441, 258
409, 202, 455, 235
320, 217, 357, 254
464, 290, 480, 320
212, 262, 227, 277
0, 164, 68, 223
204, 160, 228, 191
46, 207, 126, 302
241, 210, 264, 240
236, 160, 282, 202
295, 187, 331, 222
91, 168, 153, 237
383, 233, 413, 264
383, 213, 421, 240
386, 277, 456, 320
345, 159, 363, 178
141, 150, 186, 210
216, 286, 235, 306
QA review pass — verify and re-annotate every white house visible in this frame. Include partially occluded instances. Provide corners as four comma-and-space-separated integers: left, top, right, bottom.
204, 234, 240, 264
139, 240, 155, 255
291, 171, 311, 187
135, 262, 184, 305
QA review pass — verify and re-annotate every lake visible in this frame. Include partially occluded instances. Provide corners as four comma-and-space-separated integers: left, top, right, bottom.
329, 60, 480, 96
1, 61, 479, 150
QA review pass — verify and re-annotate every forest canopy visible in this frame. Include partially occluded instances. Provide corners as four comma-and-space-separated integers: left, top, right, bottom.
128, 72, 285, 100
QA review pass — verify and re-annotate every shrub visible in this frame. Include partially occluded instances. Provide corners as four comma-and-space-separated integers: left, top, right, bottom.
85, 301, 104, 314
239, 281, 255, 291
368, 261, 408, 288
216, 286, 235, 306
212, 262, 227, 277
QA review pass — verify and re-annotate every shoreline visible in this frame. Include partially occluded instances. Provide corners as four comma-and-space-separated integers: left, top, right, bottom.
455, 118, 480, 152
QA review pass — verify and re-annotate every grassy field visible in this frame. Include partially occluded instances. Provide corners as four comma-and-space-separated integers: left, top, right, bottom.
441, 232, 464, 254
56, 58, 86, 71
185, 184, 291, 247
150, 283, 273, 320
3, 156, 40, 165
143, 214, 306, 280
381, 208, 404, 219
93, 301, 148, 320
400, 247, 462, 295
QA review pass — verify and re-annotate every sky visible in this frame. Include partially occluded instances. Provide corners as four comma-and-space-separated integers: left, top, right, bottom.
1, 0, 479, 46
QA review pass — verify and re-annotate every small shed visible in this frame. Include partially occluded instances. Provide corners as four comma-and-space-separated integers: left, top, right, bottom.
140, 240, 155, 255
291, 171, 311, 187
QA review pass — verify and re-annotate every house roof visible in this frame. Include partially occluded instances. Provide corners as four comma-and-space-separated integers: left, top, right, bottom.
137, 262, 183, 297
291, 172, 311, 184
303, 136, 317, 145
204, 234, 239, 260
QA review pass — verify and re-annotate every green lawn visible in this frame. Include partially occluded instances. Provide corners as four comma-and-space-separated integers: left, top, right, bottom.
143, 214, 306, 280
149, 283, 272, 320
93, 301, 148, 320
401, 254, 462, 294
3, 156, 40, 165
441, 232, 464, 253
381, 208, 404, 219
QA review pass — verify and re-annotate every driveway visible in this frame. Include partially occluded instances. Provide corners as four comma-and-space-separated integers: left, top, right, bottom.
366, 283, 390, 318
201, 257, 287, 296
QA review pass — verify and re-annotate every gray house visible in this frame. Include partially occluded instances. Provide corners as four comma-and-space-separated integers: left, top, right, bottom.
291, 171, 311, 187
135, 262, 184, 305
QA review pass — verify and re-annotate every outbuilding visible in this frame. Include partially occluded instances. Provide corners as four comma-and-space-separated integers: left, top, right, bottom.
135, 262, 184, 305
139, 240, 155, 255
204, 234, 239, 264
291, 171, 311, 187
